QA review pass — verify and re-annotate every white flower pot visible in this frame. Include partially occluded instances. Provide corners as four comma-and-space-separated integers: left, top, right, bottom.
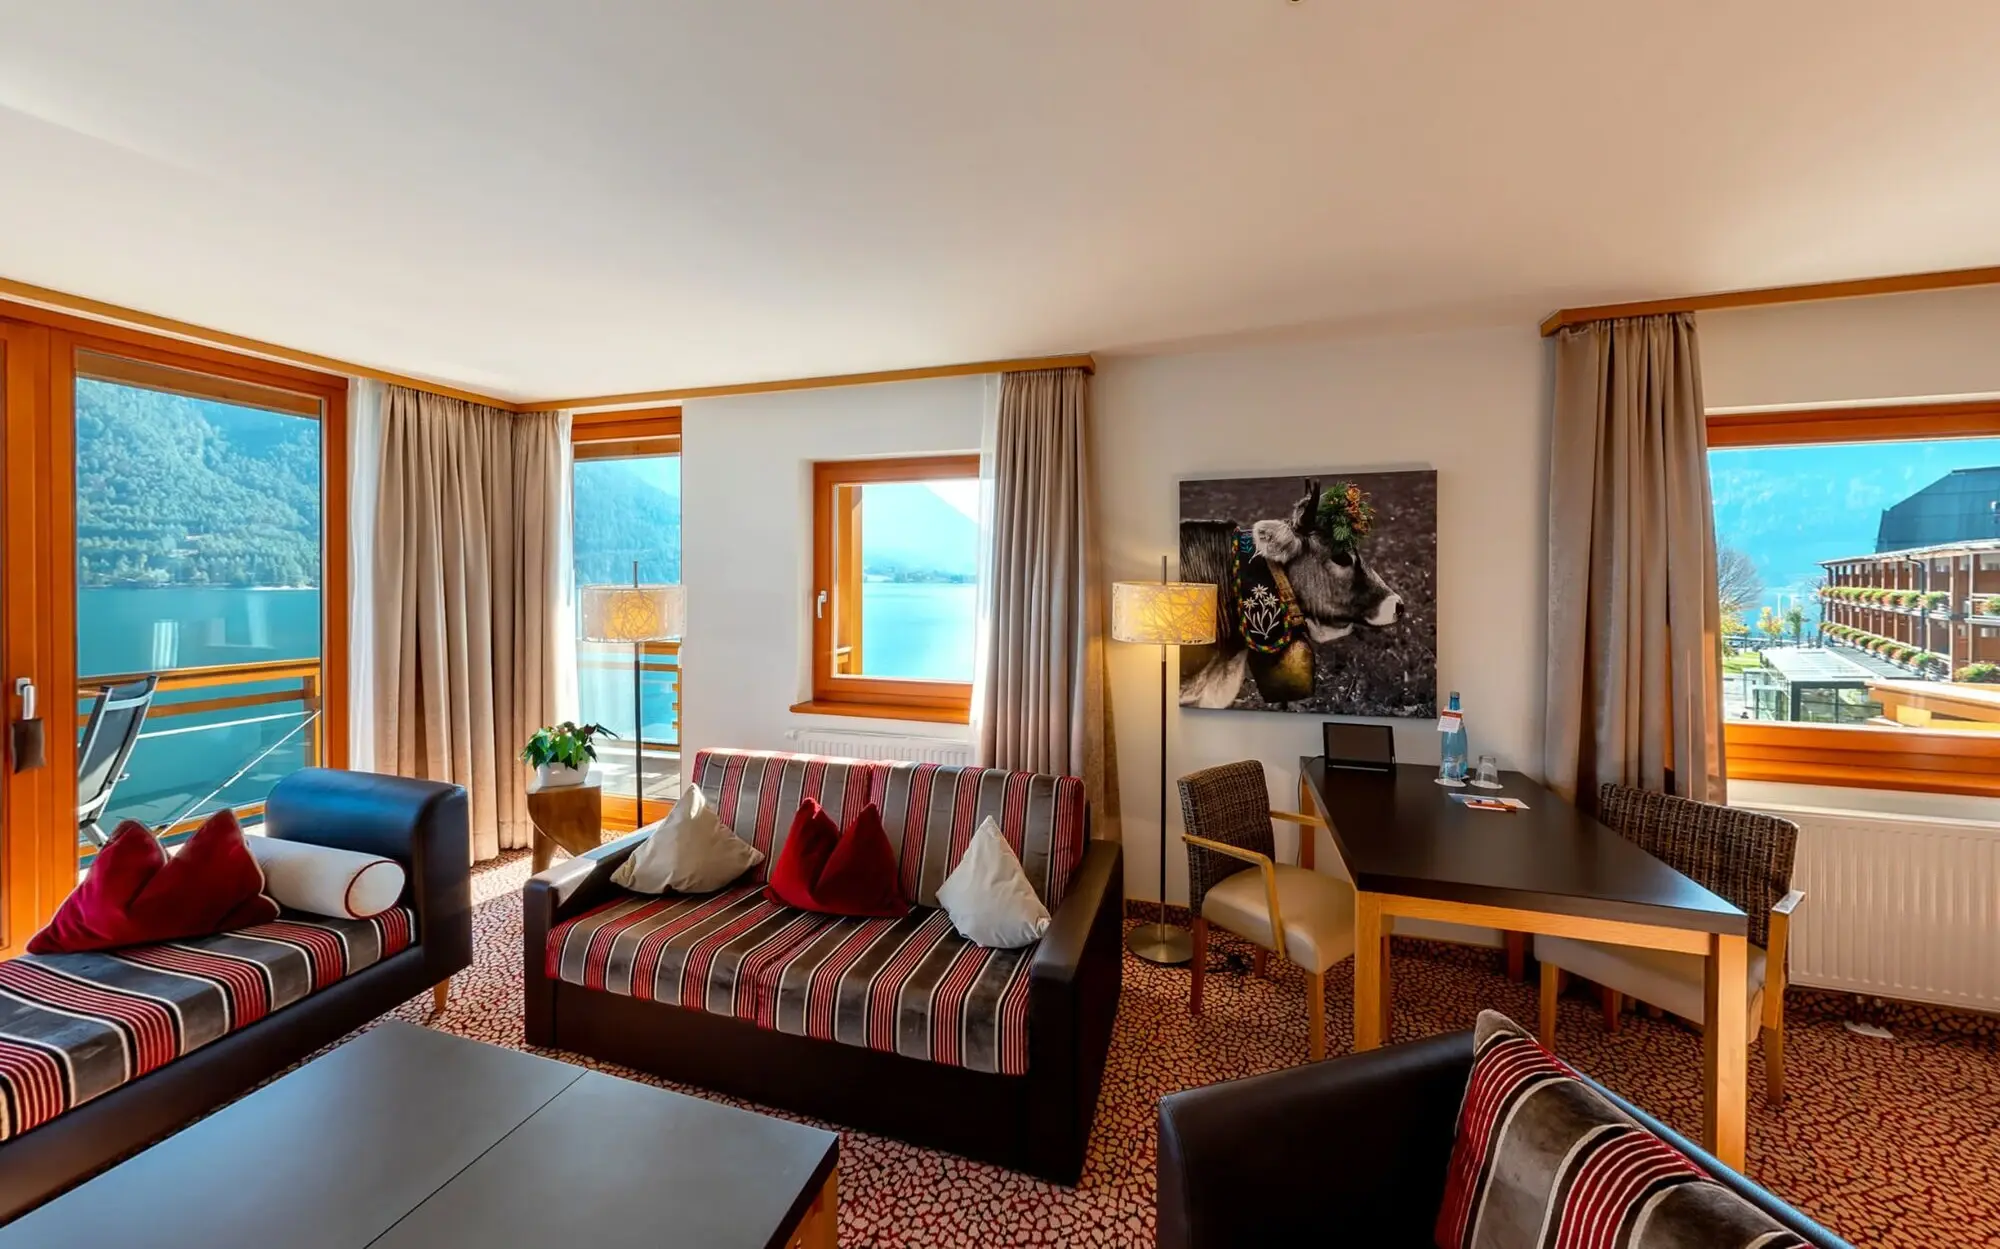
536, 762, 587, 788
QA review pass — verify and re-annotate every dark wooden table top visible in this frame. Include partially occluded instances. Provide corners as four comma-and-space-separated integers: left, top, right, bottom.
1300, 759, 1746, 936
0, 1021, 838, 1249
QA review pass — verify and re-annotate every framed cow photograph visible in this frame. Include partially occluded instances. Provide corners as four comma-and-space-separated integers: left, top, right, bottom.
1178, 470, 1437, 718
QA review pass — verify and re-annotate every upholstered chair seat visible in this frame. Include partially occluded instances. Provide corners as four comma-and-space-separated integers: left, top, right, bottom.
1535, 783, 1803, 1105
1202, 865, 1355, 974
1179, 759, 1357, 1061
1533, 934, 1769, 1043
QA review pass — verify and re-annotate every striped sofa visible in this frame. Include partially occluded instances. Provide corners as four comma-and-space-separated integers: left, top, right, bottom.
525, 749, 1123, 1184
0, 769, 472, 1224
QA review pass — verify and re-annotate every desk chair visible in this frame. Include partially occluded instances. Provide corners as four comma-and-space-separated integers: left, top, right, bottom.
1180, 760, 1355, 1060
1535, 784, 1804, 1104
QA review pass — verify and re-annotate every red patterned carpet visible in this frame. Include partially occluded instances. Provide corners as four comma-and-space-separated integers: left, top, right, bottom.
376, 853, 2000, 1248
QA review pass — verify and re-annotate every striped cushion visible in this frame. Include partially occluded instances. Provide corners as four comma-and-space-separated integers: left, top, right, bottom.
1435, 1011, 1809, 1249
546, 886, 1033, 1075
691, 750, 1089, 909
0, 908, 414, 1143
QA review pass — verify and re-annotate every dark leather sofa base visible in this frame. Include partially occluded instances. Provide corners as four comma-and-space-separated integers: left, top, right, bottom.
549, 981, 1060, 1178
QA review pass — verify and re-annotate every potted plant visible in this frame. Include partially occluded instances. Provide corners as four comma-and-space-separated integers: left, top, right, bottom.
519, 721, 615, 787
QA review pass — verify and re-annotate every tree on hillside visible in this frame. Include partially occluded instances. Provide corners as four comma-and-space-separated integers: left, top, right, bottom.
1717, 545, 1764, 626
1784, 602, 1807, 646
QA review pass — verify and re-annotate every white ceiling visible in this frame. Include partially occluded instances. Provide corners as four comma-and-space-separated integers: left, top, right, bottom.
1, 1, 1997, 401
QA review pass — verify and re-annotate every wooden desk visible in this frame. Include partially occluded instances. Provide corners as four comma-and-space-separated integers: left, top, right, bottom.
526, 773, 605, 873
1298, 758, 1752, 1170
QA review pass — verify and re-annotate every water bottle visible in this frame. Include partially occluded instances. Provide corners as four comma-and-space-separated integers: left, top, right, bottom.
1438, 691, 1469, 786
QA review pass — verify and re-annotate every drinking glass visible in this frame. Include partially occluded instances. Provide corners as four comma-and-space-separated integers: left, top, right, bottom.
1471, 755, 1502, 789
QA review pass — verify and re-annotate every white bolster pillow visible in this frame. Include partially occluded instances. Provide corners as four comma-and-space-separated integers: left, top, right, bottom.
245, 836, 406, 919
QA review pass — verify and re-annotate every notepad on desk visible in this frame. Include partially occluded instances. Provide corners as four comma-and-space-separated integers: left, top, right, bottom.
1449, 793, 1529, 812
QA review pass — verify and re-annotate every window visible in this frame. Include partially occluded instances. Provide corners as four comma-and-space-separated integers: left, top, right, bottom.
799, 455, 980, 721
72, 351, 338, 846
571, 408, 681, 828
1708, 401, 2000, 796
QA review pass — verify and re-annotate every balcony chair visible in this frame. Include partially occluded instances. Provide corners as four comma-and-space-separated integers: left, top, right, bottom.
1535, 783, 1805, 1105
1179, 759, 1354, 1060
76, 674, 158, 847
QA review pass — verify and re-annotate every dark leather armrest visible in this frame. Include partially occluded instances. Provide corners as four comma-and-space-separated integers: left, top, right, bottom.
1032, 839, 1123, 988
1157, 1030, 1473, 1249
521, 828, 650, 1047
263, 767, 472, 981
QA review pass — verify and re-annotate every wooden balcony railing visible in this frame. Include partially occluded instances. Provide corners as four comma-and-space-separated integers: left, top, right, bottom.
76, 657, 323, 850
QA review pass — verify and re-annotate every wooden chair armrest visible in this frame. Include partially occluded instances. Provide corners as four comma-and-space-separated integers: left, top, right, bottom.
1268, 809, 1326, 828
1771, 888, 1806, 916
1182, 834, 1287, 964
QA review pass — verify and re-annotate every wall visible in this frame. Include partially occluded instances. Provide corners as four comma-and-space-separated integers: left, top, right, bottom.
678, 375, 988, 758
1094, 326, 1551, 906
1703, 284, 2000, 409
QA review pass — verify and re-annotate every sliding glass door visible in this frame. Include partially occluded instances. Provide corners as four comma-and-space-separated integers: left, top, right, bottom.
571, 408, 682, 829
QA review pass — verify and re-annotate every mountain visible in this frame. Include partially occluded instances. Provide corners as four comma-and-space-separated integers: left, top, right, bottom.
573, 457, 681, 584
860, 482, 978, 580
74, 379, 322, 587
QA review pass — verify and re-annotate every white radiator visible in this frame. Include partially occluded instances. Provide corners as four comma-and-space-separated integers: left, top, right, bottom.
783, 728, 973, 767
1742, 801, 2000, 1012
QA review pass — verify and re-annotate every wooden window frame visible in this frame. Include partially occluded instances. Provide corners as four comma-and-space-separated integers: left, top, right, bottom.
795, 454, 979, 724
0, 300, 349, 953
1709, 399, 2000, 797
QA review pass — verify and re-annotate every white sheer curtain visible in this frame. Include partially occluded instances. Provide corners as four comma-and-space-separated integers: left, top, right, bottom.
967, 374, 1002, 754
346, 377, 386, 772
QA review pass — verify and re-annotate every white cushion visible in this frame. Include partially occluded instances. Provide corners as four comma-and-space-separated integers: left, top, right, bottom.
611, 785, 764, 894
937, 817, 1052, 949
1201, 865, 1356, 973
244, 836, 405, 919
1534, 933, 1769, 1042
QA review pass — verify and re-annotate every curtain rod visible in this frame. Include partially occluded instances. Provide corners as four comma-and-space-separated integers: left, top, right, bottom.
518, 354, 1098, 413
1539, 264, 2000, 336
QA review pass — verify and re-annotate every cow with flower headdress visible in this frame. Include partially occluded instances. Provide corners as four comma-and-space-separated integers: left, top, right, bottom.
1178, 478, 1406, 709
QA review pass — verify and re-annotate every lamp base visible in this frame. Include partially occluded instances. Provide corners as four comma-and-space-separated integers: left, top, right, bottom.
1125, 921, 1194, 966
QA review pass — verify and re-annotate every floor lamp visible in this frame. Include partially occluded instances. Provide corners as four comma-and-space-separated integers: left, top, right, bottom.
1111, 559, 1218, 966
580, 564, 684, 827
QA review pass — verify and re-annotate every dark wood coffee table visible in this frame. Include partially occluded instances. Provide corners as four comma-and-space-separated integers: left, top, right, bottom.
0, 1021, 838, 1249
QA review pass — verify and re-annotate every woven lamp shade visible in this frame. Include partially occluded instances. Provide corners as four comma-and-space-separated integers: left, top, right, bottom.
580, 583, 684, 643
1111, 581, 1219, 646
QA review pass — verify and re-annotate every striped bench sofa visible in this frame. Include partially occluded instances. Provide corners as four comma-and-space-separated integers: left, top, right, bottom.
525, 749, 1123, 1184
0, 769, 472, 1225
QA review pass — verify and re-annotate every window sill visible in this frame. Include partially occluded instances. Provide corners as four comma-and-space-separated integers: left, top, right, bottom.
1724, 721, 2000, 799
788, 699, 970, 726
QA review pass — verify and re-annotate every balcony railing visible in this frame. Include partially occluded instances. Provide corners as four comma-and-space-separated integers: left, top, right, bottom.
76, 657, 322, 853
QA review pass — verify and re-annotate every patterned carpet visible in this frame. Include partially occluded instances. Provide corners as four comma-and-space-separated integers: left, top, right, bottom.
376, 853, 2000, 1248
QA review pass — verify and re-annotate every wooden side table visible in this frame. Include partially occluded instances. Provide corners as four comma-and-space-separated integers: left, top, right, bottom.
527, 772, 605, 873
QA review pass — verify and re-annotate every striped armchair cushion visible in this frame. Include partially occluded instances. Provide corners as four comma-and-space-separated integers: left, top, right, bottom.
546, 886, 1032, 1075
0, 908, 414, 1142
690, 750, 1089, 910
1436, 1011, 1809, 1249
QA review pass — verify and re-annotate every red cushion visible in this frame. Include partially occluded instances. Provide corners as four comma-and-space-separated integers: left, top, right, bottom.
764, 799, 908, 918
28, 810, 280, 954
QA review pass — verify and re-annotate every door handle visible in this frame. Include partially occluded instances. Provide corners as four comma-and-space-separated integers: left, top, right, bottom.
10, 677, 44, 772
815, 590, 827, 620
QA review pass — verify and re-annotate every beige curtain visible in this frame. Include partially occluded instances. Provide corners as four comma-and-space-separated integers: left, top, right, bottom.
372, 385, 573, 860
975, 368, 1121, 840
1545, 313, 1725, 807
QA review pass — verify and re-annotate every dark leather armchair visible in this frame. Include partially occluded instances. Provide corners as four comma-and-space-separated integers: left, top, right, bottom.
1156, 1030, 1848, 1249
